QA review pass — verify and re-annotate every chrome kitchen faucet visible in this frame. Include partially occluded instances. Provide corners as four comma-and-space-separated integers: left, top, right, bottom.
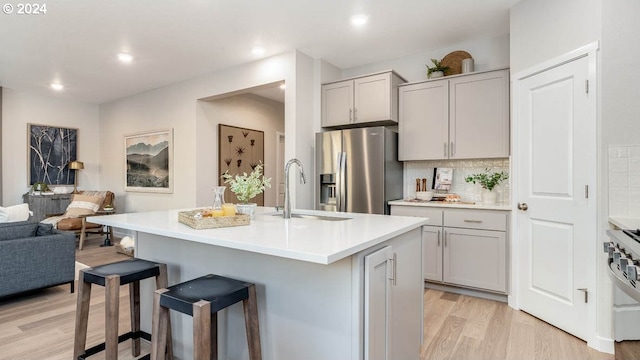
284, 158, 306, 219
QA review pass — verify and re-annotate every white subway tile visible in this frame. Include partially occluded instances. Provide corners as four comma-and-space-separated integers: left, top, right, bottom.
609, 173, 629, 187
630, 174, 640, 188
610, 188, 630, 203
630, 188, 640, 204
629, 202, 640, 218
630, 158, 640, 174
609, 146, 629, 158
629, 146, 640, 159
609, 158, 629, 173
610, 202, 629, 217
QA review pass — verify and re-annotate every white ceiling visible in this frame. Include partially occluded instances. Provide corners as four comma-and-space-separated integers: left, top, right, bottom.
0, 0, 518, 104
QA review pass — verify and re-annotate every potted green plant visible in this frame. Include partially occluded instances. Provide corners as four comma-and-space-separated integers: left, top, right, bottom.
29, 181, 49, 195
465, 168, 509, 204
221, 163, 271, 218
426, 58, 450, 79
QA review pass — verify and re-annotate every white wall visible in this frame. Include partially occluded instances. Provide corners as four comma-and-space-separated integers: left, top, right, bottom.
99, 50, 316, 213
196, 94, 284, 207
1, 89, 100, 205
342, 35, 510, 82
601, 0, 640, 146
510, 0, 602, 74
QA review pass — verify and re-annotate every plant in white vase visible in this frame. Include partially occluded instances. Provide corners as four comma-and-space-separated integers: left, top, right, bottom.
465, 168, 509, 204
221, 163, 271, 218
425, 58, 450, 78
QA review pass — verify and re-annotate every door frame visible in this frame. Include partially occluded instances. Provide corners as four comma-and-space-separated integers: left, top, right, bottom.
276, 131, 285, 207
510, 41, 607, 351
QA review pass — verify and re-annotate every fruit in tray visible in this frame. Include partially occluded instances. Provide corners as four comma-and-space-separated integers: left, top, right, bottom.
444, 194, 461, 202
201, 209, 225, 218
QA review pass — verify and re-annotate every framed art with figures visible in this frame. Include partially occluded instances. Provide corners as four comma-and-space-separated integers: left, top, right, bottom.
218, 124, 265, 205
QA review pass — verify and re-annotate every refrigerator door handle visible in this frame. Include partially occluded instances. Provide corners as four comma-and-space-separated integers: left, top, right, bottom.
340, 151, 347, 212
336, 152, 342, 211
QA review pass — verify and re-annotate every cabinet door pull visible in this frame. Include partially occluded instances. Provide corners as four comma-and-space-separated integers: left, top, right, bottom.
450, 142, 455, 157
354, 107, 358, 122
349, 108, 353, 122
444, 231, 448, 247
437, 230, 441, 246
388, 253, 397, 286
444, 142, 448, 157
463, 219, 482, 223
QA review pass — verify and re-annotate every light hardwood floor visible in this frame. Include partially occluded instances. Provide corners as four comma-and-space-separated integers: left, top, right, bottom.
0, 236, 626, 359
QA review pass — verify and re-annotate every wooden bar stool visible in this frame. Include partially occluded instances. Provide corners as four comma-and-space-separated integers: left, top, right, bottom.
73, 258, 172, 360
151, 274, 262, 360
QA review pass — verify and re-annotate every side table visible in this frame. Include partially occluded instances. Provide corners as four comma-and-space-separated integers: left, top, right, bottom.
96, 208, 116, 247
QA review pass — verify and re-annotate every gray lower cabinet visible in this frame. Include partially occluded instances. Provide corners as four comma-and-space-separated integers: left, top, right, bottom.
364, 228, 423, 359
23, 194, 72, 222
443, 227, 506, 293
422, 226, 443, 282
390, 205, 508, 294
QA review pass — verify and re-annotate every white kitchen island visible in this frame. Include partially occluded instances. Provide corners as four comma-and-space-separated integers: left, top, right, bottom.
87, 207, 427, 360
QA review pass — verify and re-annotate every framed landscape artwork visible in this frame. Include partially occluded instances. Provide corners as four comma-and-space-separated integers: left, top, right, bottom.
218, 124, 265, 205
125, 128, 174, 193
28, 124, 78, 186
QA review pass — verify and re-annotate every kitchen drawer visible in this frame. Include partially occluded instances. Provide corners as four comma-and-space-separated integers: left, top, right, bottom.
390, 206, 443, 226
444, 210, 507, 231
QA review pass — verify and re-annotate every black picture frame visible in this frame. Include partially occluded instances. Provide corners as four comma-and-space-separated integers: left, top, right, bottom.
28, 123, 78, 186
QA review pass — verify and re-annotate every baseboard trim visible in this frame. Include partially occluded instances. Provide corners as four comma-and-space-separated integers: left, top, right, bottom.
589, 335, 614, 354
425, 281, 508, 303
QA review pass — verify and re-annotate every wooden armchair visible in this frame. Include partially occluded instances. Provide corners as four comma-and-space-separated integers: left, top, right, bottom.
54, 191, 115, 250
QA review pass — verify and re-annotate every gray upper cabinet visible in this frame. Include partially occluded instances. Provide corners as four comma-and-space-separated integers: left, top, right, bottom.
322, 71, 406, 128
398, 80, 449, 160
399, 69, 510, 161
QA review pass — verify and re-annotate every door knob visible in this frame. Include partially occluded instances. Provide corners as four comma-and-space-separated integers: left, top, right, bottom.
517, 202, 528, 211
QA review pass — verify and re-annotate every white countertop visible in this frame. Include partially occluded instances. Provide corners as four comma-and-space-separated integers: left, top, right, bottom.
609, 217, 640, 230
87, 207, 427, 265
388, 199, 512, 211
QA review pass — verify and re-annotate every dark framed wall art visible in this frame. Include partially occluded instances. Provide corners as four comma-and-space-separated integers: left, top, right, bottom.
218, 124, 265, 205
28, 123, 78, 186
125, 128, 174, 193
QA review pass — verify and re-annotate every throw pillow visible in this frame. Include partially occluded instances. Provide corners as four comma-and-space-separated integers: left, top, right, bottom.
0, 203, 32, 223
64, 194, 103, 218
0, 221, 38, 241
36, 223, 55, 236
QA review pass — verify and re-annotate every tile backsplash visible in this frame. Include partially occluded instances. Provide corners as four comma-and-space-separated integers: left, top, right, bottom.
403, 158, 511, 204
608, 145, 640, 217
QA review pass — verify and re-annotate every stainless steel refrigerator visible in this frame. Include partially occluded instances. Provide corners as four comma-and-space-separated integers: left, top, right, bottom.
315, 126, 402, 215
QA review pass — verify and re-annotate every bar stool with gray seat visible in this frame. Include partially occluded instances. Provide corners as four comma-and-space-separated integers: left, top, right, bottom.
73, 258, 172, 360
151, 274, 262, 360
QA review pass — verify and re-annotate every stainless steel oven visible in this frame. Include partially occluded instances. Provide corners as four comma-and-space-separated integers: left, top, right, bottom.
605, 229, 640, 357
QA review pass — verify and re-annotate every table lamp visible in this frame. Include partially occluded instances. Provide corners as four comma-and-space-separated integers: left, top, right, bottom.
69, 160, 84, 194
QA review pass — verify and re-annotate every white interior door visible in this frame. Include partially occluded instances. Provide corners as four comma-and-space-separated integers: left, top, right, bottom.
516, 54, 596, 341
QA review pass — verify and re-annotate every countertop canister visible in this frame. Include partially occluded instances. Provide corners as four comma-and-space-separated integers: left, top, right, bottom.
462, 58, 474, 73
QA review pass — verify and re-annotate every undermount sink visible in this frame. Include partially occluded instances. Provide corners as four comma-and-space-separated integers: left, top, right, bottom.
269, 213, 351, 221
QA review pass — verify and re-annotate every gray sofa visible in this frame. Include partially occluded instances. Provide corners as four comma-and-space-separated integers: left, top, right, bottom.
0, 221, 76, 299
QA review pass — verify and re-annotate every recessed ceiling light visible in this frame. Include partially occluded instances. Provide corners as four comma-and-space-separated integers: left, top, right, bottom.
279, 84, 286, 90
118, 53, 133, 63
351, 14, 368, 26
50, 83, 64, 91
252, 46, 266, 56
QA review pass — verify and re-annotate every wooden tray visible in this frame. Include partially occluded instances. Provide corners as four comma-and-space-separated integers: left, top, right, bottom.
178, 209, 250, 229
